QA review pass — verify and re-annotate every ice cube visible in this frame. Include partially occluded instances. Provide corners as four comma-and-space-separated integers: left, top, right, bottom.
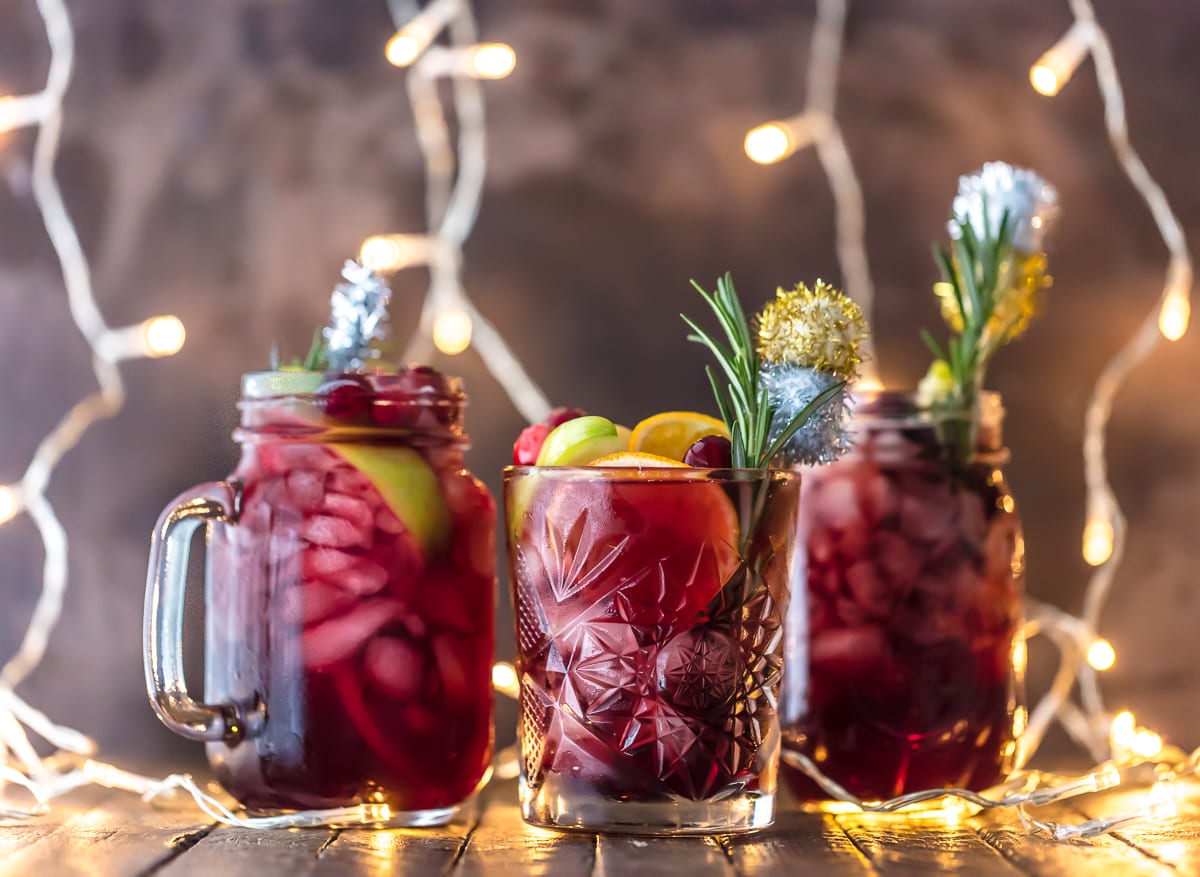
302, 598, 400, 668
279, 580, 352, 626
845, 560, 893, 618
301, 514, 372, 550
285, 470, 325, 510
896, 477, 956, 543
302, 547, 358, 578
431, 634, 475, 705
872, 530, 921, 593
326, 466, 373, 496
858, 468, 899, 524
321, 493, 374, 533
811, 625, 889, 677
364, 636, 426, 700
814, 476, 860, 530
332, 558, 390, 596
258, 443, 337, 477
375, 504, 405, 535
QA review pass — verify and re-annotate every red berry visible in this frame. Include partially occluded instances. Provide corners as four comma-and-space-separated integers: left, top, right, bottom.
683, 434, 733, 468
319, 377, 372, 419
513, 423, 552, 466
542, 407, 586, 429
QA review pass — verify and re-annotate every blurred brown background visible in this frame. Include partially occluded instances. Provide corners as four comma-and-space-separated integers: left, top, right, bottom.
0, 0, 1197, 768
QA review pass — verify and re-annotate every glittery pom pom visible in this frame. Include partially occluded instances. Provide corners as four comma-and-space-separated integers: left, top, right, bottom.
949, 162, 1059, 254
755, 280, 866, 381
761, 364, 852, 466
323, 261, 392, 371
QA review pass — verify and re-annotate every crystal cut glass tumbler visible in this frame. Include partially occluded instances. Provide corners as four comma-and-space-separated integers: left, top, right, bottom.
505, 466, 800, 834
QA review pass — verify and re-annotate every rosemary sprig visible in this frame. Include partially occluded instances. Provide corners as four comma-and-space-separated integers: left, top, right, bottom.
682, 272, 845, 469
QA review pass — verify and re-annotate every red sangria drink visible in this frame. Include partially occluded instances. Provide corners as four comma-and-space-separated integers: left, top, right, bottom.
505, 417, 800, 832
781, 391, 1025, 801
147, 366, 495, 823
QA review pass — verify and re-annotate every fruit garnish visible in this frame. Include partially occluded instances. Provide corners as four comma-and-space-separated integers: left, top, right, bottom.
513, 423, 552, 465
683, 273, 847, 468
683, 434, 733, 468
588, 452, 687, 467
543, 407, 587, 429
629, 411, 730, 462
332, 445, 451, 555
614, 424, 633, 448
534, 415, 626, 467
319, 376, 372, 419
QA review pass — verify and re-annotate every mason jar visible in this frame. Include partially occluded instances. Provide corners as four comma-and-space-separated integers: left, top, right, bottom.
144, 367, 495, 824
781, 391, 1025, 800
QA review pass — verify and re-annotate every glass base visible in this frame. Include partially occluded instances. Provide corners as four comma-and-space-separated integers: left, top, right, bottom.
519, 775, 775, 835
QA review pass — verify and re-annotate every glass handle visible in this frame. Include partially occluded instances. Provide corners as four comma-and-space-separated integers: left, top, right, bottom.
143, 480, 244, 743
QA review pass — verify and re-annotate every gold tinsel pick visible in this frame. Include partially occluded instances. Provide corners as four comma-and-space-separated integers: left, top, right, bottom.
755, 280, 867, 381
934, 253, 1053, 349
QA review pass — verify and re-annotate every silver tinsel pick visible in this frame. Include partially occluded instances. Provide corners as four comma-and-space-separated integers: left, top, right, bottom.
950, 162, 1059, 254
762, 365, 852, 466
323, 260, 392, 371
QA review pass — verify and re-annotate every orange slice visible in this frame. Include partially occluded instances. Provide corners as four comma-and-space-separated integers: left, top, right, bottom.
588, 451, 688, 467
629, 412, 730, 461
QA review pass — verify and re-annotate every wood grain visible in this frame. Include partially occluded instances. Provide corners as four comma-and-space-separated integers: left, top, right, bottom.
2, 777, 1195, 876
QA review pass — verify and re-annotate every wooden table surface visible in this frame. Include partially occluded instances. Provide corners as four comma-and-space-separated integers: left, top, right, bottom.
2, 777, 1199, 876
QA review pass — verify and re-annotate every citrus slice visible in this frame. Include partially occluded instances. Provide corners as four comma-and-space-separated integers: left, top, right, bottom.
588, 452, 687, 467
629, 412, 731, 461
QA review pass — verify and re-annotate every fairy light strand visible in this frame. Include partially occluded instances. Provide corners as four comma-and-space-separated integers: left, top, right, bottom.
744, 0, 879, 387
0, 0, 188, 819
366, 0, 551, 424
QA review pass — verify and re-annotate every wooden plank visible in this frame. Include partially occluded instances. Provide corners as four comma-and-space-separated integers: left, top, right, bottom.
312, 795, 478, 877
836, 812, 1024, 876
727, 809, 877, 876
0, 792, 213, 877
154, 824, 333, 876
451, 781, 594, 877
1071, 788, 1200, 872
972, 805, 1174, 877
594, 835, 732, 877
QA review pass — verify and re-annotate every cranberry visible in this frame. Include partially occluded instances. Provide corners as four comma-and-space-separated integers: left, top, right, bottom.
683, 434, 733, 468
319, 377, 372, 419
394, 365, 450, 397
542, 407, 586, 429
513, 423, 552, 466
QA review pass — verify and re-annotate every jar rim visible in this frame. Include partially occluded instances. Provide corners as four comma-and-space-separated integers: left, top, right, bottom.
239, 369, 466, 404
504, 466, 798, 484
849, 388, 1004, 427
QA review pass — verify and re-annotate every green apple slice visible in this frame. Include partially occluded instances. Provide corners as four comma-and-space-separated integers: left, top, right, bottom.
535, 416, 626, 466
333, 445, 451, 555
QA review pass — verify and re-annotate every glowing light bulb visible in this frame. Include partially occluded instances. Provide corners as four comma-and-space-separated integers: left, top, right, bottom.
744, 123, 795, 165
1110, 710, 1136, 752
1087, 638, 1116, 671
0, 485, 18, 525
469, 43, 516, 79
1132, 729, 1164, 760
1091, 764, 1122, 792
1030, 64, 1060, 97
386, 32, 423, 67
1159, 291, 1190, 341
360, 802, 392, 823
1082, 517, 1113, 567
1030, 19, 1094, 97
492, 662, 519, 697
855, 376, 885, 393
142, 316, 186, 357
433, 308, 473, 355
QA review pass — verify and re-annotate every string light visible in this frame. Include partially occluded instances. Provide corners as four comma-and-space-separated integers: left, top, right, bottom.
1082, 515, 1114, 566
1159, 285, 1190, 341
1029, 19, 1095, 96
491, 661, 520, 698
368, 0, 551, 423
0, 0, 192, 823
359, 233, 436, 272
1086, 638, 1116, 671
432, 307, 473, 355
384, 0, 460, 68
743, 0, 878, 385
